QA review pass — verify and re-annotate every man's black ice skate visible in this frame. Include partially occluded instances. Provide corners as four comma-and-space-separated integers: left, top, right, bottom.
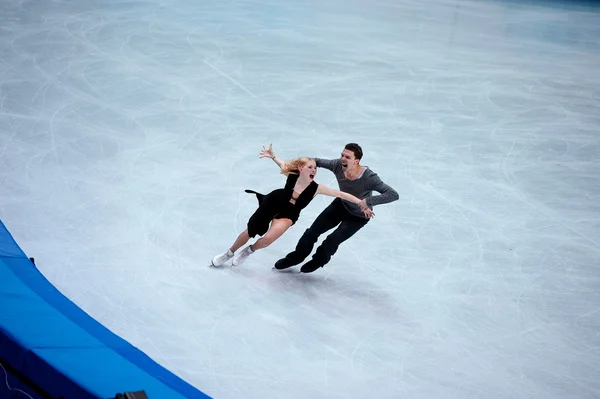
274, 257, 298, 270
300, 260, 322, 273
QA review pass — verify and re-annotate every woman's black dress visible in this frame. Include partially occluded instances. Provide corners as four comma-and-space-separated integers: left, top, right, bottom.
245, 173, 318, 238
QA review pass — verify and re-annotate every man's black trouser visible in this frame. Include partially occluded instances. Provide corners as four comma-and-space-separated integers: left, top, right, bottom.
281, 198, 369, 268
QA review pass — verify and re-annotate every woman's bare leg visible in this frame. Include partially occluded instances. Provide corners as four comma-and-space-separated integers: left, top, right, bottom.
251, 219, 292, 251
230, 229, 250, 253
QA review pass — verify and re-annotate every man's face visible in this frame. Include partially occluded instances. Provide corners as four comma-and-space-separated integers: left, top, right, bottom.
340, 149, 357, 170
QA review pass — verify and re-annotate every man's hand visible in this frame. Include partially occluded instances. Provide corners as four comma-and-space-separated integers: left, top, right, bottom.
358, 199, 374, 218
358, 199, 369, 211
362, 208, 375, 218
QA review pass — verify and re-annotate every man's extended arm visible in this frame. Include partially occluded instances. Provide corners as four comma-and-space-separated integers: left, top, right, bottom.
365, 173, 399, 207
314, 158, 339, 172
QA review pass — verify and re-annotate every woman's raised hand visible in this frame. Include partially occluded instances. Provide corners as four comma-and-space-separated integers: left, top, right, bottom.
259, 144, 275, 159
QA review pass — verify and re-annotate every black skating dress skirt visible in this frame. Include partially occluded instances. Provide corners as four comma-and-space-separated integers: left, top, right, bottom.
245, 173, 318, 238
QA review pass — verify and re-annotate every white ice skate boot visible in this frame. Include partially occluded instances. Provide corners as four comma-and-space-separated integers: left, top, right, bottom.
232, 245, 254, 266
211, 249, 234, 266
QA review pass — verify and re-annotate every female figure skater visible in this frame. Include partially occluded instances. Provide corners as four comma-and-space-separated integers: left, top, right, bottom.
211, 145, 372, 267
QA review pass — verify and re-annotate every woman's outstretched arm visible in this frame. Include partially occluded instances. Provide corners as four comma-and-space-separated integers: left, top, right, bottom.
259, 143, 283, 168
316, 184, 374, 218
316, 184, 360, 204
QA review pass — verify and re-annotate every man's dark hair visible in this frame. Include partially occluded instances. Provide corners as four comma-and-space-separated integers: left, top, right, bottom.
344, 143, 363, 160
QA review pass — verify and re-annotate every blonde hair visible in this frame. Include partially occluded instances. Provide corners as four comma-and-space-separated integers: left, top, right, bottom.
280, 157, 313, 175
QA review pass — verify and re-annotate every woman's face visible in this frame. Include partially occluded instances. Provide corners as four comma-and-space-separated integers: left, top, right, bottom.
299, 160, 317, 180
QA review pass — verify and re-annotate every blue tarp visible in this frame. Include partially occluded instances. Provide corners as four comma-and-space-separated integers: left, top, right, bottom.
0, 219, 211, 399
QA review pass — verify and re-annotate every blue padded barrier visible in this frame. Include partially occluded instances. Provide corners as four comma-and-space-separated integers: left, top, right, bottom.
0, 220, 211, 399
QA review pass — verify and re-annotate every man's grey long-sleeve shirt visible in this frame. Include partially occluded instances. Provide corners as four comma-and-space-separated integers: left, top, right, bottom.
315, 158, 399, 219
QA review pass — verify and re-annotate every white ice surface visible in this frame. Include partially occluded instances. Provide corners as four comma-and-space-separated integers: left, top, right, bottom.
1, 0, 600, 398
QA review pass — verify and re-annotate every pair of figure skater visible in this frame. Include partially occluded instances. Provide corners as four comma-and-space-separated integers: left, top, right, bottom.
211, 143, 399, 273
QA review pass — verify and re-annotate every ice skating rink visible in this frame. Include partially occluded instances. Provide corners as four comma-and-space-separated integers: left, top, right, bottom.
1, 0, 599, 397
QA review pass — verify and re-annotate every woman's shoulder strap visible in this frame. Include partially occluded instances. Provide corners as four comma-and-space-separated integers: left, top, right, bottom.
284, 172, 299, 190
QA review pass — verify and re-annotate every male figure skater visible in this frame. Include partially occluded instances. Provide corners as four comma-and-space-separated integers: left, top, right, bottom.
267, 143, 399, 273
